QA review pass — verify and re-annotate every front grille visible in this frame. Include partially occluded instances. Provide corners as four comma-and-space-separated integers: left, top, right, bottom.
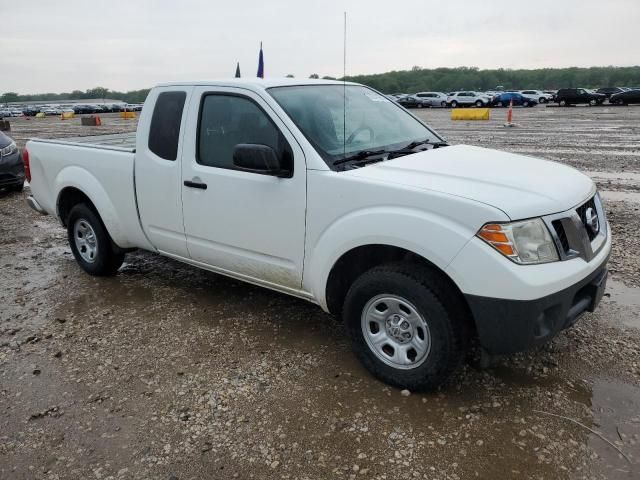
551, 220, 570, 254
575, 196, 598, 241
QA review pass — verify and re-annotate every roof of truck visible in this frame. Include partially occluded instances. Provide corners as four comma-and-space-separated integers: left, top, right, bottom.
155, 78, 359, 90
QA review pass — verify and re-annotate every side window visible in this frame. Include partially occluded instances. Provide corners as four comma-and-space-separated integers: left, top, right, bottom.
198, 94, 293, 173
148, 91, 186, 161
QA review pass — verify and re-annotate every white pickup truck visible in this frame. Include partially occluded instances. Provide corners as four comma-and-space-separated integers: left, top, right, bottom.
25, 79, 610, 390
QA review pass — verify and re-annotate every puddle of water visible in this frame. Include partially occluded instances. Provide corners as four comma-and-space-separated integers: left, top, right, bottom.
600, 190, 640, 204
602, 277, 640, 329
588, 380, 640, 478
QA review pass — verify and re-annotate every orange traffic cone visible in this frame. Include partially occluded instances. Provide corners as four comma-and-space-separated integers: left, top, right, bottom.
507, 99, 513, 124
95, 116, 102, 126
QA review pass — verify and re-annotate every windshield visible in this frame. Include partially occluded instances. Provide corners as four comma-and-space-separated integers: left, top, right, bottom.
268, 85, 443, 169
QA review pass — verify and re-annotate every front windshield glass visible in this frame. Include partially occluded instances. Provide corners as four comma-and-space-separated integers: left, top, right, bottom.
268, 85, 442, 169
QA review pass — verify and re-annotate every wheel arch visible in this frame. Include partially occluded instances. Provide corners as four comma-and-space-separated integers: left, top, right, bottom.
323, 243, 471, 323
54, 166, 131, 248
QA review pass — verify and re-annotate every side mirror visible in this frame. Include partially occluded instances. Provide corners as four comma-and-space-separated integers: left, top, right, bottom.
232, 144, 290, 177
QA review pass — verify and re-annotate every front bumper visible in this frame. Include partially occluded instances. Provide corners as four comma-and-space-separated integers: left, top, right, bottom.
466, 254, 609, 354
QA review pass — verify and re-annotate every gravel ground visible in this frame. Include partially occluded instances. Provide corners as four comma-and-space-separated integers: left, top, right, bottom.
1, 107, 639, 479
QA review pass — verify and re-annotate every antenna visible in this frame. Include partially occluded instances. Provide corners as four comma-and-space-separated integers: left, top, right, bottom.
343, 11, 347, 159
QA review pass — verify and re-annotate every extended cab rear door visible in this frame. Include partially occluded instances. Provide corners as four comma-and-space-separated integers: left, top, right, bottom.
135, 86, 193, 257
179, 86, 307, 290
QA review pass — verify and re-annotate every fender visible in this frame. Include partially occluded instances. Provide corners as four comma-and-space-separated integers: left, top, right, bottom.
305, 206, 481, 311
54, 166, 134, 249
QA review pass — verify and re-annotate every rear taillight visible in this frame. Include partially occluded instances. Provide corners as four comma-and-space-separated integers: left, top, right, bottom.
22, 148, 31, 182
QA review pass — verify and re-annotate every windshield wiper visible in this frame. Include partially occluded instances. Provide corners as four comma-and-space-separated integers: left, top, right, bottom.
333, 149, 387, 166
403, 139, 448, 150
386, 139, 449, 159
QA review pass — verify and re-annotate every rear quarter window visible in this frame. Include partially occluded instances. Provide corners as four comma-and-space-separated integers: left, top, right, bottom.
148, 91, 187, 161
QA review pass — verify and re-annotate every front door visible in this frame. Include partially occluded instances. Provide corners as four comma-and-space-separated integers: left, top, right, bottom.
180, 87, 307, 290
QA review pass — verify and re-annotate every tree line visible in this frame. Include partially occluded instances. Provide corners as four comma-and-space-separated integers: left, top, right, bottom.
3, 66, 640, 103
0, 87, 150, 104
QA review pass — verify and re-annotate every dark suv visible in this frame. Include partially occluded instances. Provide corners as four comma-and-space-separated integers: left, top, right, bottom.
0, 131, 24, 192
555, 88, 605, 106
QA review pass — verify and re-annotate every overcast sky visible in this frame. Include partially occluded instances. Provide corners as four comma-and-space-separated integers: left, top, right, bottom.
1, 0, 638, 94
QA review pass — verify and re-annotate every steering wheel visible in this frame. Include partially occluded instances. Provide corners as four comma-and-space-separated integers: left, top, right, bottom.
346, 126, 374, 145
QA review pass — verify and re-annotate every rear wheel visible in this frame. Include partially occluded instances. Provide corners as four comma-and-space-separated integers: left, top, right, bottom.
539, 97, 547, 104
67, 204, 124, 276
589, 99, 597, 106
451, 101, 458, 108
440, 101, 446, 108
559, 99, 568, 107
343, 262, 468, 391
523, 100, 529, 107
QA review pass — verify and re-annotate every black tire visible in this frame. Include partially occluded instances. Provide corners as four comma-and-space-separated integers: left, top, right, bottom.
523, 101, 529, 107
539, 97, 546, 104
440, 101, 446, 108
475, 100, 483, 107
66, 203, 124, 276
12, 182, 24, 192
451, 101, 458, 108
343, 262, 468, 391
559, 99, 568, 107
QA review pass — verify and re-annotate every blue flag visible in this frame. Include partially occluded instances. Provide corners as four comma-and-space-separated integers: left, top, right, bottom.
257, 42, 264, 78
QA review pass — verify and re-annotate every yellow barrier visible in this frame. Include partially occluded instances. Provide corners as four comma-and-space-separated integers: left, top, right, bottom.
60, 112, 75, 120
119, 111, 136, 119
35, 112, 46, 118
451, 108, 490, 121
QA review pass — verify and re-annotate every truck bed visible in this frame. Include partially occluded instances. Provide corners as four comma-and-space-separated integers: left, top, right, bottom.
31, 132, 137, 152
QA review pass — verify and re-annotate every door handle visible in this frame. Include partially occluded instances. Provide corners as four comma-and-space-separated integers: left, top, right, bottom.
184, 180, 207, 190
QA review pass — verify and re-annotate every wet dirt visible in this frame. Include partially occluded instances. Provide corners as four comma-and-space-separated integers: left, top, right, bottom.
1, 109, 640, 479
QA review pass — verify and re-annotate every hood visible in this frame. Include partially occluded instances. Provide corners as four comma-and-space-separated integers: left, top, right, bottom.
347, 145, 594, 220
0, 131, 12, 148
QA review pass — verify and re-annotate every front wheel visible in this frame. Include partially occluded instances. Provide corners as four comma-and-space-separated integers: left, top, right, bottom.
559, 99, 568, 107
343, 263, 467, 391
450, 101, 458, 108
67, 204, 125, 276
440, 101, 446, 108
539, 97, 547, 104
475, 100, 484, 107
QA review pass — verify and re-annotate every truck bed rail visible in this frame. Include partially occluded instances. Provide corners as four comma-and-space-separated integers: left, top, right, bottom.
30, 133, 136, 153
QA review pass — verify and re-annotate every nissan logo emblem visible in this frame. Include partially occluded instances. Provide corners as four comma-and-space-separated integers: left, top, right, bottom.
585, 207, 599, 234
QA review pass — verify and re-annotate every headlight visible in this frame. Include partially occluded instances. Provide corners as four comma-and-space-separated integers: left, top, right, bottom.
0, 141, 17, 157
477, 218, 559, 265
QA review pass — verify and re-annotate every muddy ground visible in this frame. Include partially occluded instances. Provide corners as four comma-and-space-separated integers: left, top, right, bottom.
1, 107, 639, 480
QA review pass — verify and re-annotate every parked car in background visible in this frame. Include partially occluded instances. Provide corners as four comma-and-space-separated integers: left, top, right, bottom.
596, 87, 626, 99
609, 89, 640, 105
555, 88, 605, 106
414, 92, 448, 107
0, 131, 24, 192
0, 109, 12, 118
491, 92, 537, 107
520, 90, 553, 104
396, 95, 423, 108
43, 106, 61, 116
23, 107, 40, 116
446, 92, 490, 108
73, 104, 95, 114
